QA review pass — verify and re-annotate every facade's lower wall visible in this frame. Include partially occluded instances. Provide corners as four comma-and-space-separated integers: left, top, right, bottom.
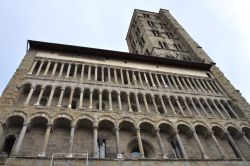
4, 158, 250, 166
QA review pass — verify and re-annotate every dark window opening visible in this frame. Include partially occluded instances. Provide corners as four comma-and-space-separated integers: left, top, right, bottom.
228, 140, 240, 158
40, 98, 47, 106
97, 138, 106, 158
131, 104, 138, 112
71, 100, 77, 109
131, 147, 140, 158
171, 141, 183, 159
143, 13, 149, 18
2, 135, 16, 156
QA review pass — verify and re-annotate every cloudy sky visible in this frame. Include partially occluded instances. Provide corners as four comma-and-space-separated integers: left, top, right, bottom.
0, 0, 250, 103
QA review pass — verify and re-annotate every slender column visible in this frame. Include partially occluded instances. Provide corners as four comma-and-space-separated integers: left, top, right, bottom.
36, 60, 44, 75
127, 93, 133, 112
204, 98, 216, 116
87, 65, 91, 81
155, 75, 161, 88
195, 79, 205, 91
93, 125, 98, 158
225, 101, 239, 119
193, 130, 209, 159
79, 89, 84, 109
108, 67, 111, 82
149, 73, 156, 87
57, 87, 65, 107
114, 69, 118, 83
108, 91, 113, 111
135, 93, 141, 112
160, 96, 167, 114
43, 61, 51, 75
126, 70, 131, 85
143, 93, 150, 113
184, 98, 192, 116
74, 64, 78, 78
68, 125, 76, 155
160, 75, 167, 88
51, 62, 58, 76
115, 127, 122, 158
80, 64, 85, 80
225, 132, 244, 159
99, 91, 102, 111
24, 84, 35, 105
66, 63, 72, 78
94, 66, 98, 81
175, 130, 188, 159
156, 129, 168, 159
117, 92, 122, 111
190, 78, 200, 91
175, 97, 185, 116
176, 76, 184, 90
180, 77, 189, 90
211, 99, 225, 118
190, 98, 201, 116
165, 75, 173, 88
218, 101, 231, 118
242, 132, 250, 149
68, 88, 74, 108
136, 129, 145, 158
169, 75, 178, 89
89, 89, 93, 109
138, 72, 144, 87
101, 67, 105, 82
143, 73, 149, 86
198, 99, 209, 116
200, 79, 210, 92
13, 122, 29, 155
132, 72, 137, 86
167, 97, 177, 115
120, 69, 124, 84
58, 63, 65, 77
0, 123, 4, 144
210, 131, 226, 159
209, 80, 220, 93
212, 81, 224, 94
204, 79, 216, 93
28, 60, 38, 74
39, 124, 52, 157
152, 95, 159, 114
34, 86, 45, 106
186, 77, 195, 90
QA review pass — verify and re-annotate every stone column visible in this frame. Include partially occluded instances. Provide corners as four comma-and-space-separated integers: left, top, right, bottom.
51, 62, 58, 76
39, 123, 52, 157
165, 75, 173, 88
225, 101, 239, 119
180, 77, 189, 90
36, 60, 44, 75
57, 87, 65, 107
87, 65, 91, 81
101, 67, 105, 82
213, 81, 225, 94
169, 75, 178, 89
126, 70, 131, 85
204, 79, 216, 93
138, 72, 144, 87
28, 60, 38, 74
175, 130, 188, 159
79, 89, 84, 109
135, 93, 141, 112
93, 125, 98, 158
68, 88, 74, 108
99, 91, 102, 111
115, 127, 122, 159
184, 98, 192, 116
34, 86, 45, 106
117, 92, 122, 111
143, 93, 150, 113
68, 125, 76, 156
193, 130, 209, 159
175, 97, 185, 116
114, 69, 118, 83
204, 98, 216, 116
143, 73, 149, 86
198, 99, 209, 116
43, 61, 51, 75
167, 97, 177, 115
155, 74, 161, 88
108, 67, 111, 82
108, 91, 113, 111
190, 98, 201, 116
190, 78, 200, 91
73, 64, 78, 78
89, 89, 93, 109
24, 84, 35, 105
210, 131, 226, 159
156, 129, 168, 159
13, 122, 29, 155
199, 79, 209, 92
242, 132, 250, 149
151, 95, 159, 115
136, 129, 145, 158
225, 132, 244, 159
211, 99, 225, 118
132, 71, 137, 86
120, 69, 124, 84
58, 63, 65, 77
66, 63, 72, 78
195, 79, 205, 91
176, 76, 184, 90
160, 96, 167, 114
94, 66, 98, 81
186, 77, 195, 90
80, 64, 85, 80
127, 93, 133, 112
160, 75, 167, 88
0, 123, 4, 144
218, 101, 231, 118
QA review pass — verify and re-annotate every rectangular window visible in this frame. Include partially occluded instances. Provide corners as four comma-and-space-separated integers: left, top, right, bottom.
152, 30, 160, 37
143, 13, 149, 18
147, 21, 155, 27
165, 32, 174, 39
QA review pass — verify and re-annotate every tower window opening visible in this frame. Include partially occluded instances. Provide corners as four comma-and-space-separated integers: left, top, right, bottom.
143, 13, 149, 18
40, 98, 47, 106
131, 147, 140, 158
155, 15, 159, 20
97, 138, 106, 158
158, 41, 167, 49
166, 32, 174, 39
71, 100, 77, 109
2, 135, 16, 156
152, 30, 160, 37
147, 21, 155, 27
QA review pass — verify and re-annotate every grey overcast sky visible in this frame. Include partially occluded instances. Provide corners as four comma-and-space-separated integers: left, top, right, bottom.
0, 0, 250, 103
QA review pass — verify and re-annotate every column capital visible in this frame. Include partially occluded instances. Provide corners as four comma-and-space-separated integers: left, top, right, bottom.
47, 123, 53, 127
71, 125, 76, 128
60, 87, 65, 91
136, 128, 141, 132
23, 122, 29, 127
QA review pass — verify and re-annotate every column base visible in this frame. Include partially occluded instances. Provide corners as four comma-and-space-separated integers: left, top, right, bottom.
66, 153, 73, 158
38, 152, 46, 157
162, 154, 168, 159
117, 154, 123, 159
34, 102, 40, 106
140, 154, 145, 159
203, 153, 209, 159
